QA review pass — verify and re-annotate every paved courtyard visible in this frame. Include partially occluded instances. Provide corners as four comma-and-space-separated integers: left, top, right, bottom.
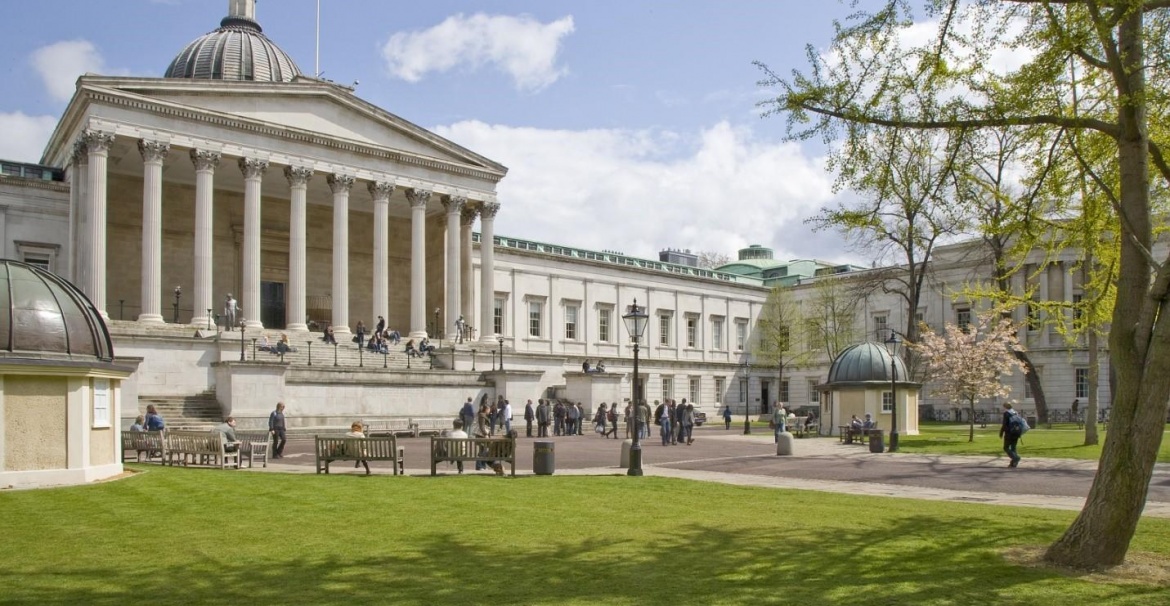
260, 425, 1170, 518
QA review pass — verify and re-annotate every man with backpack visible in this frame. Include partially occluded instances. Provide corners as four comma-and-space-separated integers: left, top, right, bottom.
999, 402, 1028, 468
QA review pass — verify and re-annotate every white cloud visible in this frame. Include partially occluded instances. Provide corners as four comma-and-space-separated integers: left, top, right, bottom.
30, 40, 107, 103
0, 112, 58, 163
434, 120, 839, 262
382, 13, 574, 92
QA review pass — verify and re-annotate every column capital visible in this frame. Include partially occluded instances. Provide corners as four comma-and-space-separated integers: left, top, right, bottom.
327, 173, 355, 193
461, 205, 480, 227
441, 194, 467, 214
71, 140, 89, 165
190, 149, 221, 171
284, 165, 314, 187
480, 201, 501, 219
406, 187, 432, 209
367, 180, 395, 201
137, 139, 170, 164
81, 130, 115, 154
238, 157, 269, 180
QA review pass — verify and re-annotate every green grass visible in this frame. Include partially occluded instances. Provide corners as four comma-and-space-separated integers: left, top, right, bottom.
898, 422, 1170, 463
2, 465, 1169, 605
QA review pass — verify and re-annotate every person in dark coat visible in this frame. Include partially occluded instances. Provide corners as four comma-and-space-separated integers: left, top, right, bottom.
524, 399, 535, 437
268, 401, 287, 458
536, 399, 551, 437
999, 402, 1022, 468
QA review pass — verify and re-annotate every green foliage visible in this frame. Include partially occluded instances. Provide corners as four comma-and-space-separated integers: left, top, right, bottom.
1, 466, 1170, 604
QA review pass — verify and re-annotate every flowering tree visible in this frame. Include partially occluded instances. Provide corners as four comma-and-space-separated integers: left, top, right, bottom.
911, 313, 1026, 442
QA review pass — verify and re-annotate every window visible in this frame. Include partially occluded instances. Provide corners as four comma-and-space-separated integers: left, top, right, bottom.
689, 377, 700, 404
956, 307, 972, 332
739, 379, 748, 403
493, 297, 505, 335
528, 300, 543, 337
882, 390, 894, 413
1072, 293, 1084, 321
714, 377, 725, 404
735, 320, 747, 351
914, 308, 925, 328
564, 304, 579, 340
780, 380, 790, 404
598, 308, 611, 342
712, 317, 724, 351
808, 380, 818, 405
92, 378, 111, 429
1026, 300, 1040, 331
662, 376, 673, 401
873, 314, 889, 341
1075, 367, 1089, 399
15, 242, 59, 274
686, 315, 698, 348
659, 312, 673, 346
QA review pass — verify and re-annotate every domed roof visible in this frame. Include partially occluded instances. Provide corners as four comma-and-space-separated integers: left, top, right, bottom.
0, 260, 114, 361
826, 341, 908, 385
164, 4, 301, 83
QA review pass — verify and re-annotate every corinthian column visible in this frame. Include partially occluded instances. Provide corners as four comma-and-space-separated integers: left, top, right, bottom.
239, 157, 268, 330
369, 181, 394, 330
285, 166, 313, 332
69, 141, 89, 286
190, 150, 220, 329
479, 201, 500, 344
442, 195, 466, 339
329, 173, 355, 338
82, 130, 115, 319
406, 188, 431, 339
460, 205, 478, 327
137, 140, 170, 324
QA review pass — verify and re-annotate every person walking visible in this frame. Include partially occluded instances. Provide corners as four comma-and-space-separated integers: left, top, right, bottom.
999, 402, 1023, 468
576, 402, 586, 435
605, 404, 619, 439
524, 399, 535, 437
460, 397, 475, 439
659, 404, 673, 446
268, 401, 287, 458
594, 403, 608, 437
722, 404, 733, 430
682, 403, 696, 445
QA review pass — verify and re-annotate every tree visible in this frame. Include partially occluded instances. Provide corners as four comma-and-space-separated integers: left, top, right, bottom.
805, 275, 865, 362
697, 251, 733, 269
752, 286, 814, 408
808, 126, 969, 373
758, 0, 1170, 568
912, 313, 1027, 441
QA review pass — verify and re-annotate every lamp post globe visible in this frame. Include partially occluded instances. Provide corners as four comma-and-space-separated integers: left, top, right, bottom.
885, 333, 901, 453
622, 299, 649, 477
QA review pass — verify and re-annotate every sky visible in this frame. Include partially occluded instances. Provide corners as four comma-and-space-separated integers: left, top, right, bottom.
0, 0, 875, 266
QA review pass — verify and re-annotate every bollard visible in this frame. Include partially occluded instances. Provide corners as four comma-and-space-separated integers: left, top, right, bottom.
776, 431, 794, 456
620, 439, 633, 468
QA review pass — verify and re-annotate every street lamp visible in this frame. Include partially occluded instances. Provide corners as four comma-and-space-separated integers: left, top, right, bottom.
497, 335, 505, 371
173, 286, 182, 324
885, 332, 901, 452
434, 307, 441, 339
622, 299, 649, 477
742, 359, 752, 435
238, 318, 246, 361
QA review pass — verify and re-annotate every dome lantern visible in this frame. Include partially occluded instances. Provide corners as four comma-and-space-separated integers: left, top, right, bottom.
164, 0, 301, 83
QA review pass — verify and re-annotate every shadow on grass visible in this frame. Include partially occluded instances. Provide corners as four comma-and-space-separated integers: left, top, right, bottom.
2, 469, 1168, 605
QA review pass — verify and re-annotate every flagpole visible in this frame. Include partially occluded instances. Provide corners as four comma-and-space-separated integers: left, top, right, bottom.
315, 0, 321, 77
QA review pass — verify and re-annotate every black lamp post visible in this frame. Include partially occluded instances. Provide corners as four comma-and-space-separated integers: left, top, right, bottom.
238, 319, 246, 361
434, 307, 441, 339
251, 338, 257, 361
173, 286, 182, 324
742, 359, 752, 435
885, 333, 901, 452
497, 335, 505, 371
471, 348, 476, 371
622, 299, 649, 477
306, 341, 313, 366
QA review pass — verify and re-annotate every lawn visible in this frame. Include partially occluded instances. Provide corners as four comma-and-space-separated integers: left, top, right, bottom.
1, 465, 1169, 605
898, 422, 1170, 463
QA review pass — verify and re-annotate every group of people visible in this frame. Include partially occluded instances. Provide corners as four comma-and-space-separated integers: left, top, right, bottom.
653, 399, 698, 446
528, 399, 591, 437
258, 333, 297, 355
405, 338, 435, 358
460, 396, 513, 439
354, 316, 403, 353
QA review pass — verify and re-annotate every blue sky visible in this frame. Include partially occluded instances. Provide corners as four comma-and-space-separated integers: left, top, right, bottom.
0, 0, 871, 264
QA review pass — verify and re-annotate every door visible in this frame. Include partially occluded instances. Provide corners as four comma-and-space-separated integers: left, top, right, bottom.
260, 281, 286, 329
761, 382, 771, 413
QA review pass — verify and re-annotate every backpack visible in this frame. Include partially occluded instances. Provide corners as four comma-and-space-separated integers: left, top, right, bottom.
1007, 411, 1030, 437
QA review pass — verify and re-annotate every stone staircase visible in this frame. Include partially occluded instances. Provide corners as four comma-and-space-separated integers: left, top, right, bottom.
228, 330, 449, 370
137, 390, 222, 429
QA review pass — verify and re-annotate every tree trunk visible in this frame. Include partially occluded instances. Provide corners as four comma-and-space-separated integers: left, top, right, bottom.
1084, 331, 1099, 446
968, 398, 975, 442
1045, 11, 1170, 569
1016, 352, 1048, 423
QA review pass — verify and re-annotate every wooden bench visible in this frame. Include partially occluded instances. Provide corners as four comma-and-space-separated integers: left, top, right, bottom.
430, 436, 516, 476
122, 430, 165, 462
235, 430, 271, 468
364, 419, 415, 438
314, 436, 404, 475
838, 426, 880, 444
412, 418, 449, 437
164, 430, 239, 469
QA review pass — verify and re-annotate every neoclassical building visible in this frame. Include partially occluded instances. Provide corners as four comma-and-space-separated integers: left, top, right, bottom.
0, 0, 1111, 433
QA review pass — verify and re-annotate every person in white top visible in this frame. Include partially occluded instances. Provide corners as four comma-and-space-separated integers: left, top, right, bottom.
442, 419, 469, 474
502, 400, 513, 435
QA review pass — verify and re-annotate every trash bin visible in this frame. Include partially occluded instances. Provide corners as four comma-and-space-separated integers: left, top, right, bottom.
869, 431, 885, 453
1026, 415, 1037, 429
533, 441, 555, 475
